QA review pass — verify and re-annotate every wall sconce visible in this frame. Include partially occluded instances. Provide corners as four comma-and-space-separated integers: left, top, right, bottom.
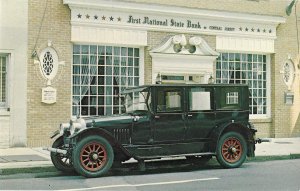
284, 91, 294, 105
156, 73, 162, 84
208, 75, 215, 84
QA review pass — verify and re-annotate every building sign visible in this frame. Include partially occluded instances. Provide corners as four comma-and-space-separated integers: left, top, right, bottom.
71, 9, 278, 38
42, 86, 57, 104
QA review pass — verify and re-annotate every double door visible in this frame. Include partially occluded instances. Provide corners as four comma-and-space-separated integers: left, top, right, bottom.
153, 87, 215, 143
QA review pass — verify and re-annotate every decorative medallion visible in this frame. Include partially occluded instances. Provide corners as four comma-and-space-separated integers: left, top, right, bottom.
33, 40, 65, 104
281, 59, 295, 90
37, 42, 60, 86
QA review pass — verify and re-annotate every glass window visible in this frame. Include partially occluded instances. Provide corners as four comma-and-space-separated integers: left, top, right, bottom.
72, 45, 140, 116
0, 54, 8, 108
157, 88, 182, 112
226, 92, 239, 105
216, 53, 268, 116
189, 87, 212, 111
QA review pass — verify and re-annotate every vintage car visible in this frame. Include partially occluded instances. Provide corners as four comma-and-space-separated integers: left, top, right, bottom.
46, 84, 259, 178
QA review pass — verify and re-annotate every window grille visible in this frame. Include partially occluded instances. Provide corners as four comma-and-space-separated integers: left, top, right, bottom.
216, 53, 268, 116
72, 45, 140, 116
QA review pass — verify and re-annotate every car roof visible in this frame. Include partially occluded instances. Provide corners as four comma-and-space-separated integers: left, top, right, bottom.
122, 84, 248, 93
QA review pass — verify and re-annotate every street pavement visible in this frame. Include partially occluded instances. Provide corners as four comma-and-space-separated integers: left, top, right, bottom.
0, 138, 300, 171
1, 158, 300, 190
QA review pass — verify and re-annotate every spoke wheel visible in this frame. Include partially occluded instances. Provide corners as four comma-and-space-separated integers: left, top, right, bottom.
221, 137, 242, 163
73, 136, 114, 178
50, 137, 74, 172
80, 142, 107, 172
216, 132, 247, 168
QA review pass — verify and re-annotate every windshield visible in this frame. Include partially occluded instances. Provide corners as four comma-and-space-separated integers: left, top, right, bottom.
122, 88, 151, 113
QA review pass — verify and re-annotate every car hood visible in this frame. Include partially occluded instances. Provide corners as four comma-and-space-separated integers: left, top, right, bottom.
82, 113, 134, 128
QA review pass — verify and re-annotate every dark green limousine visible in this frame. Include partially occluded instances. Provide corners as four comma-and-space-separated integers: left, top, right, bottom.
46, 84, 259, 177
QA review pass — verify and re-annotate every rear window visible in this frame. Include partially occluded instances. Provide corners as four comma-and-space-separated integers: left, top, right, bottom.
216, 87, 243, 110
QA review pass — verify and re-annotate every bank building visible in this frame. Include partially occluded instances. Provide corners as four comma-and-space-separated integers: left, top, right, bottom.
0, 0, 299, 148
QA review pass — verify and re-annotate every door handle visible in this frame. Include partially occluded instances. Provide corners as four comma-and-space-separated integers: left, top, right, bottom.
187, 114, 193, 117
154, 115, 160, 119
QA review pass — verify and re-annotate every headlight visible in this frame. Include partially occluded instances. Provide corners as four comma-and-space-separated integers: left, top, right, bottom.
59, 123, 70, 135
70, 118, 87, 135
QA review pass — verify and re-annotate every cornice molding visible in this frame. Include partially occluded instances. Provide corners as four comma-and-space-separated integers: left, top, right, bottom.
64, 0, 286, 25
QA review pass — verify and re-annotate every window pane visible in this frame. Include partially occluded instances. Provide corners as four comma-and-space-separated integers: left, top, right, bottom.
189, 88, 211, 111
73, 55, 80, 64
72, 45, 141, 116
90, 46, 97, 54
73, 45, 80, 54
157, 88, 182, 112
81, 45, 89, 54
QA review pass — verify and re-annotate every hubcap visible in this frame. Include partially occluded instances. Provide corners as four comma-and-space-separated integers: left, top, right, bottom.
230, 147, 237, 154
80, 142, 107, 172
92, 153, 98, 160
221, 137, 243, 163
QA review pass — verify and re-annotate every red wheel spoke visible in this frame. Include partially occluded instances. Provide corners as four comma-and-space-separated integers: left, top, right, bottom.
83, 158, 89, 163
221, 137, 243, 163
80, 142, 108, 172
224, 142, 230, 148
95, 145, 100, 152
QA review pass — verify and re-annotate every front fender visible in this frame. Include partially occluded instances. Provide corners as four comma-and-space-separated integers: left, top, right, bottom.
69, 127, 132, 158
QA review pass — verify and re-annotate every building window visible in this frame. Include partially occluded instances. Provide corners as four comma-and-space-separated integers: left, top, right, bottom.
0, 54, 8, 108
72, 45, 140, 116
216, 53, 268, 116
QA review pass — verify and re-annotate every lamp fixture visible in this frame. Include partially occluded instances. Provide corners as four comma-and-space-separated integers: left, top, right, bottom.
156, 73, 162, 84
286, 0, 297, 16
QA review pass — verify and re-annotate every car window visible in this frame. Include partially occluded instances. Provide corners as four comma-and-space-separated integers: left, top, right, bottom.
189, 87, 212, 111
216, 87, 242, 110
157, 88, 182, 112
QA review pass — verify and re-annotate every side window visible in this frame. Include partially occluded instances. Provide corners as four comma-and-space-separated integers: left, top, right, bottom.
189, 87, 212, 111
216, 87, 242, 110
157, 88, 182, 112
226, 92, 239, 105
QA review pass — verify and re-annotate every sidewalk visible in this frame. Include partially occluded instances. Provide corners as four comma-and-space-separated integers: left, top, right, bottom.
0, 138, 300, 171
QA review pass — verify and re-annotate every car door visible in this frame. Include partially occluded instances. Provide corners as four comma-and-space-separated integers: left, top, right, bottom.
185, 86, 215, 141
152, 87, 186, 143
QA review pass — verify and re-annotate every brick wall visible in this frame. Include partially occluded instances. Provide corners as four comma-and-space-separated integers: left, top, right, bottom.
27, 0, 72, 147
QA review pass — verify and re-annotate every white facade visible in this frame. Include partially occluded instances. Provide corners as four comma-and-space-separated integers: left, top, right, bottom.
0, 0, 28, 148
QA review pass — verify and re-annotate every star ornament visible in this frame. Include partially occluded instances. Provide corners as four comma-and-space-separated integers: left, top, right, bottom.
77, 13, 82, 18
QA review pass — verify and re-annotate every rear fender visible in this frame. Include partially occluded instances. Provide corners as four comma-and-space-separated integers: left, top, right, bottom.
209, 122, 255, 156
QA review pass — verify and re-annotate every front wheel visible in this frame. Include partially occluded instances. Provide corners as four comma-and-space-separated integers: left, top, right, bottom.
72, 136, 114, 178
50, 137, 74, 172
216, 132, 247, 168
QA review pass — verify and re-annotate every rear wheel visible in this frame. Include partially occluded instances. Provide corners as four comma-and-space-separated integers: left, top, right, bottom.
216, 132, 247, 168
72, 136, 114, 178
50, 137, 73, 172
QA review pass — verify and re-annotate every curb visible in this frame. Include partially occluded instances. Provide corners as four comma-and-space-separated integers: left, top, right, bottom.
246, 153, 300, 162
1, 154, 300, 176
